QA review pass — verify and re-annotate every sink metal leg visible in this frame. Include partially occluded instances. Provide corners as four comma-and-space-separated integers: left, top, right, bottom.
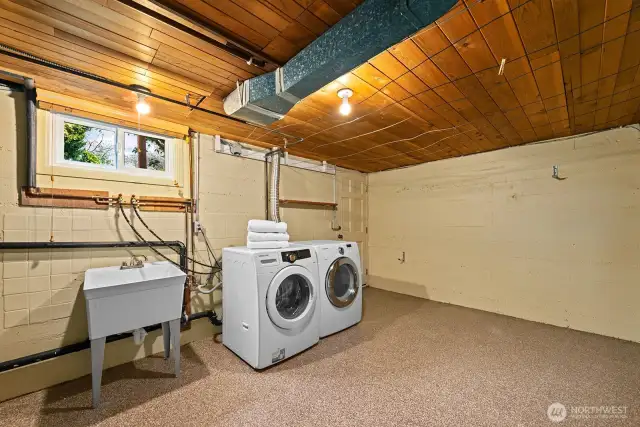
162, 322, 170, 359
169, 318, 180, 377
90, 337, 106, 408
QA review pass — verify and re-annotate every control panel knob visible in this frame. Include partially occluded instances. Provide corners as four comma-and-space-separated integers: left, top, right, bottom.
288, 253, 297, 263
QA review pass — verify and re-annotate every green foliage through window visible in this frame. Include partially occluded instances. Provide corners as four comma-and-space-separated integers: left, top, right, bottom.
124, 132, 166, 171
63, 123, 116, 166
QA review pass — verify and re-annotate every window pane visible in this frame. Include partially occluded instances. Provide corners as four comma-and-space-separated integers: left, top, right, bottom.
124, 132, 166, 171
63, 122, 116, 166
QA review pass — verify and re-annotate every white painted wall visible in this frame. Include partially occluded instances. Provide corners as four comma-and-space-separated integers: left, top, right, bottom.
368, 126, 640, 343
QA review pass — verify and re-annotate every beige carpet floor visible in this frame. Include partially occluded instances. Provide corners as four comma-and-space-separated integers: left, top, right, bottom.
0, 287, 638, 426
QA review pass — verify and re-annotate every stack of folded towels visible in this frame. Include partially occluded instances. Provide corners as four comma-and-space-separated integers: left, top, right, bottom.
247, 219, 289, 249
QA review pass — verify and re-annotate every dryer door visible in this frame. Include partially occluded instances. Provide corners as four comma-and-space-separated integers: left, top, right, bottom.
325, 257, 359, 308
266, 265, 317, 330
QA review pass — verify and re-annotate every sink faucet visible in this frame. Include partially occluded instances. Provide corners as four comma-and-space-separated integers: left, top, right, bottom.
121, 254, 148, 270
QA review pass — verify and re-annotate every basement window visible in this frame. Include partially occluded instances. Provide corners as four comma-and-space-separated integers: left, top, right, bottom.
49, 113, 182, 186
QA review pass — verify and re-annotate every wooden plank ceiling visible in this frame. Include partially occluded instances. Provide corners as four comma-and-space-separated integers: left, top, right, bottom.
0, 0, 639, 172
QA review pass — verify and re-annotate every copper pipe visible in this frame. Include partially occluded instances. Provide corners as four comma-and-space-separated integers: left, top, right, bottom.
187, 133, 196, 277
26, 187, 102, 201
95, 196, 191, 205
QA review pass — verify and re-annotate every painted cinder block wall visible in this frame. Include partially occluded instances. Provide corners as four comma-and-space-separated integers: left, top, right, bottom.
0, 86, 353, 401
368, 126, 640, 343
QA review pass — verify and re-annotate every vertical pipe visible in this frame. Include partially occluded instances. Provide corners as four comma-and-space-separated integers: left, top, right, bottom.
269, 150, 281, 222
193, 132, 200, 225
24, 78, 37, 189
264, 153, 270, 220
187, 133, 195, 276
331, 171, 341, 231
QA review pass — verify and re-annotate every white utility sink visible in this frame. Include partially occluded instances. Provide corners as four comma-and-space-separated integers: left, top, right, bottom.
83, 260, 186, 407
84, 261, 186, 339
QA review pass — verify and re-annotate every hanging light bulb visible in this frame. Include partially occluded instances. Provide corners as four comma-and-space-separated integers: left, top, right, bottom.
337, 88, 353, 116
136, 93, 150, 115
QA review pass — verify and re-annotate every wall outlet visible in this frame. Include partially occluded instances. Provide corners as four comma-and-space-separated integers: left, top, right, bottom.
193, 220, 202, 235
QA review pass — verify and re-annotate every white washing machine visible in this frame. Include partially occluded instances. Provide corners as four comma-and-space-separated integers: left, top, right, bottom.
292, 241, 362, 337
222, 245, 319, 369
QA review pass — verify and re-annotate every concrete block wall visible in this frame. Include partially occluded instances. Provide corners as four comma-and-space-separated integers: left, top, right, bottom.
0, 88, 355, 401
194, 134, 339, 259
368, 126, 640, 343
0, 91, 188, 399
0, 206, 184, 363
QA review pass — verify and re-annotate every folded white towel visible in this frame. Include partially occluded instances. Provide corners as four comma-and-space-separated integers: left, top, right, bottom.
247, 219, 287, 233
247, 240, 290, 249
247, 231, 289, 242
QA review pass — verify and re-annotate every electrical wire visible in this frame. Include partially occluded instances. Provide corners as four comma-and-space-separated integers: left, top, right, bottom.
402, 0, 639, 114
364, 127, 478, 161
310, 116, 413, 152
324, 125, 464, 161
189, 219, 222, 295
130, 200, 217, 270
0, 43, 302, 145
286, 103, 397, 148
117, 200, 213, 275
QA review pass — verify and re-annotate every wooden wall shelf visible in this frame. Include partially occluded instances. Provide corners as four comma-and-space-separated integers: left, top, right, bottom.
279, 199, 337, 209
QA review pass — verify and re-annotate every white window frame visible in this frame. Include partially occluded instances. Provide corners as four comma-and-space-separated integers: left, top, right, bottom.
53, 115, 118, 172
117, 127, 176, 180
47, 113, 183, 187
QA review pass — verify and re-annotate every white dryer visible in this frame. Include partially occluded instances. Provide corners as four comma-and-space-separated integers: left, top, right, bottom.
222, 245, 319, 369
292, 241, 362, 337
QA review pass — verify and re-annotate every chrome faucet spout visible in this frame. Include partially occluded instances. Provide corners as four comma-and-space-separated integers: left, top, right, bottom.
120, 254, 148, 269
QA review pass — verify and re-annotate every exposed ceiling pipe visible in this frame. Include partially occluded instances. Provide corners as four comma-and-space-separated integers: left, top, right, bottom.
0, 44, 303, 146
223, 0, 457, 125
114, 0, 279, 69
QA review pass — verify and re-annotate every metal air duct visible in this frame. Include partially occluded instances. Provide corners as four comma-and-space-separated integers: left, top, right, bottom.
267, 149, 281, 222
223, 0, 456, 125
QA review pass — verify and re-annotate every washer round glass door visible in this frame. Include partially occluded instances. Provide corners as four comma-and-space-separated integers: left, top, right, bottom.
326, 257, 359, 308
266, 265, 317, 330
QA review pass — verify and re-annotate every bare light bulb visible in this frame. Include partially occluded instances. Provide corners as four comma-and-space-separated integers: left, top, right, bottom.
136, 94, 150, 115
337, 88, 353, 116
339, 97, 352, 116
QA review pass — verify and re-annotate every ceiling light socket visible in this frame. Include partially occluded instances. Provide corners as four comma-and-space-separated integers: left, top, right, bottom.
130, 85, 152, 115
136, 93, 150, 115
337, 88, 353, 99
337, 88, 353, 116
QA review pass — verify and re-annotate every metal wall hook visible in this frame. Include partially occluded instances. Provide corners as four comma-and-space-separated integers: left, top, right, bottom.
552, 165, 567, 180
398, 251, 405, 264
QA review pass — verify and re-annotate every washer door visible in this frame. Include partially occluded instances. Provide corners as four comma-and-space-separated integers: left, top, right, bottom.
326, 257, 359, 308
266, 265, 317, 330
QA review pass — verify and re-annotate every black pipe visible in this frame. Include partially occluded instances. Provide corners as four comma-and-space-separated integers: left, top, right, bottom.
184, 310, 222, 326
24, 77, 36, 189
0, 309, 222, 373
0, 44, 304, 145
0, 240, 192, 373
0, 324, 163, 373
0, 240, 187, 272
114, 0, 277, 68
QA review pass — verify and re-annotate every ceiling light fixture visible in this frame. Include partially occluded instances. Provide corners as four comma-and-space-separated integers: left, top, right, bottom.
337, 88, 353, 116
130, 85, 152, 115
136, 93, 150, 115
